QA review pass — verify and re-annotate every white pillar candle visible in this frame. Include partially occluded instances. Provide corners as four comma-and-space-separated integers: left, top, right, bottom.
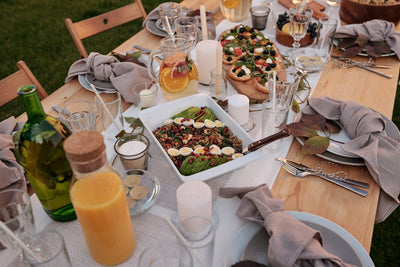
215, 42, 223, 94
196, 40, 218, 85
200, 5, 208, 41
228, 94, 250, 126
176, 181, 212, 231
139, 89, 155, 108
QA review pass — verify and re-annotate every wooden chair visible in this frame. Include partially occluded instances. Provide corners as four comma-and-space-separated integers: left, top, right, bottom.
65, 0, 147, 58
0, 60, 48, 107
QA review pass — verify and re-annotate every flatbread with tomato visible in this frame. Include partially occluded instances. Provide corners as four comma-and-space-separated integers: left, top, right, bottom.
219, 24, 285, 102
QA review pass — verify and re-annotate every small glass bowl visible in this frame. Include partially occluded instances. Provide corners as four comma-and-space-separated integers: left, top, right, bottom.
119, 169, 160, 216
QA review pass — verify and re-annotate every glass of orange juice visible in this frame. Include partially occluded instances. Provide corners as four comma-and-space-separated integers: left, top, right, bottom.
64, 131, 135, 266
220, 0, 252, 22
148, 34, 199, 101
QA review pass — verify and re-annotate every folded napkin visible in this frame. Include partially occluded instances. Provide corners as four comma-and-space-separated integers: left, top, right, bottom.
307, 96, 400, 223
65, 52, 151, 104
220, 184, 357, 267
143, 3, 216, 40
334, 19, 400, 60
0, 117, 26, 192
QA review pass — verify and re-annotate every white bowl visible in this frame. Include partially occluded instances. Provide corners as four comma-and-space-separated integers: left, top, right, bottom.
138, 94, 263, 182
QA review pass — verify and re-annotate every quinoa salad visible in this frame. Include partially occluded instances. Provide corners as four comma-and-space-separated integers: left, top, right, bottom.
152, 106, 244, 176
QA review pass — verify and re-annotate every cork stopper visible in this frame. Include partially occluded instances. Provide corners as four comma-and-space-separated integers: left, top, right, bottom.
64, 131, 106, 173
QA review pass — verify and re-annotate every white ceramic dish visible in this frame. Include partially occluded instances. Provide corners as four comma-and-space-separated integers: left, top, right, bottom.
138, 94, 264, 182
78, 54, 159, 92
224, 211, 374, 267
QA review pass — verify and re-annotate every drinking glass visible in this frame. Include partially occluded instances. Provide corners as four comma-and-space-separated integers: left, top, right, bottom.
261, 69, 300, 152
94, 90, 124, 140
294, 17, 337, 74
58, 100, 96, 132
138, 239, 193, 267
22, 230, 72, 267
220, 0, 252, 22
158, 2, 181, 36
288, 6, 313, 59
174, 16, 199, 48
0, 189, 36, 265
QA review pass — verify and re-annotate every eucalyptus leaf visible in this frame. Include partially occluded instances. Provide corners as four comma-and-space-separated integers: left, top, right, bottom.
302, 136, 330, 155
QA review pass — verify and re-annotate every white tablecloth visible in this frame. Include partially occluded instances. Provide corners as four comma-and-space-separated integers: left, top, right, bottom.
1, 1, 341, 266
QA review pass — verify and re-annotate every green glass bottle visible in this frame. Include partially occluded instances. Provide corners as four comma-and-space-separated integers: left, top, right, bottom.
17, 85, 76, 222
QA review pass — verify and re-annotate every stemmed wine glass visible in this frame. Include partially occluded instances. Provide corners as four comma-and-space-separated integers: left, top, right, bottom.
288, 6, 313, 60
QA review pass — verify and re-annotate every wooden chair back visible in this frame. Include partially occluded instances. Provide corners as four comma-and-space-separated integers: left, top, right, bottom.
65, 0, 147, 58
0, 60, 48, 107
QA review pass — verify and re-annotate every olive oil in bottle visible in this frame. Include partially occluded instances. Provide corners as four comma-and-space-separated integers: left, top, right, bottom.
17, 85, 76, 222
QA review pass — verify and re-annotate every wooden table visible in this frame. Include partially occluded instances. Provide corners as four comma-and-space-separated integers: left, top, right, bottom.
18, 0, 400, 254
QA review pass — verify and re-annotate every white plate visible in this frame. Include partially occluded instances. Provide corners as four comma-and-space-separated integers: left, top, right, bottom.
334, 24, 395, 57
145, 19, 168, 38
293, 113, 360, 159
78, 54, 159, 92
224, 211, 374, 267
138, 94, 264, 182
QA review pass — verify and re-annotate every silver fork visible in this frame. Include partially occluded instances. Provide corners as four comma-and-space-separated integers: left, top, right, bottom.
280, 161, 368, 197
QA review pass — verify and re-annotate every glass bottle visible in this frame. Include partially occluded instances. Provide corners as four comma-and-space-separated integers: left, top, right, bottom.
17, 85, 76, 222
64, 130, 135, 265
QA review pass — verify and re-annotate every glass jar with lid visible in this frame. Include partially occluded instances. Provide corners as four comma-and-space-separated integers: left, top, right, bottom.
64, 130, 135, 265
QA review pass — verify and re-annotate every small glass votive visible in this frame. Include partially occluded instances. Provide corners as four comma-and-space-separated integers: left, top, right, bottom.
251, 5, 271, 30
114, 133, 150, 170
132, 82, 158, 109
210, 68, 227, 101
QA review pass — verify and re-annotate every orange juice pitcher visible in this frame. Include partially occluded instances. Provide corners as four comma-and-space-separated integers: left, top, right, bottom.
148, 35, 199, 101
64, 131, 135, 266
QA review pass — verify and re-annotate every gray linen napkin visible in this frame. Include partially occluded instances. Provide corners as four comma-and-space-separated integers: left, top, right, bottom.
220, 184, 357, 267
334, 19, 400, 60
143, 3, 216, 40
65, 52, 151, 104
307, 96, 400, 223
0, 117, 26, 192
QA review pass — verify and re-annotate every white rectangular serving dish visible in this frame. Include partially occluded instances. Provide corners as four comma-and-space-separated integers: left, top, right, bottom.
138, 94, 263, 182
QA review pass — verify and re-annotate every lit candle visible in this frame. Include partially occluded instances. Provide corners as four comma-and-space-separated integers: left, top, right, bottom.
196, 40, 218, 85
228, 94, 250, 126
176, 181, 212, 231
215, 42, 223, 94
200, 5, 208, 41
139, 89, 155, 108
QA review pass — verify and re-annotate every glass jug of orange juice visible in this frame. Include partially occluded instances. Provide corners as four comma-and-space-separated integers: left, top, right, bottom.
64, 130, 135, 266
148, 35, 199, 101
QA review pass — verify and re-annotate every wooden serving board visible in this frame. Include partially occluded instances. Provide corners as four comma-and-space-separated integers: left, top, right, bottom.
278, 0, 328, 20
224, 64, 269, 103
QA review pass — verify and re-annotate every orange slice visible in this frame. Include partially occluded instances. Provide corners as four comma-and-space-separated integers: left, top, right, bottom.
222, 0, 241, 9
160, 67, 189, 93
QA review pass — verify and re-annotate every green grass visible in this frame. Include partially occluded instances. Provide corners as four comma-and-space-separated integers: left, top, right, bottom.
1, 1, 399, 266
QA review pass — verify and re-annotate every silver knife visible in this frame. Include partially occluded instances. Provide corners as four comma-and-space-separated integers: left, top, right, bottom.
277, 158, 369, 188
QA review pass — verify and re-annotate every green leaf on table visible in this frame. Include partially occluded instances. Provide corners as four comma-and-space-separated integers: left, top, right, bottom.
300, 113, 326, 131
124, 116, 144, 133
292, 99, 300, 113
325, 119, 341, 134
301, 136, 330, 155
354, 34, 369, 49
287, 122, 318, 138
